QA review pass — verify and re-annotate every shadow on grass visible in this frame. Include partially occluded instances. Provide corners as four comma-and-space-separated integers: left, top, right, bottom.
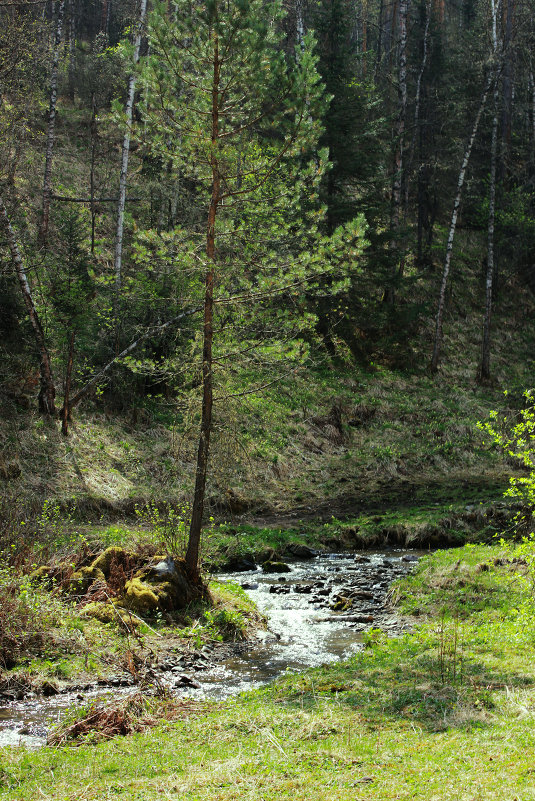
271, 634, 535, 732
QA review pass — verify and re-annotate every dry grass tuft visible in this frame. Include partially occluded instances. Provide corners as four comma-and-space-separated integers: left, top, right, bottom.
47, 691, 204, 746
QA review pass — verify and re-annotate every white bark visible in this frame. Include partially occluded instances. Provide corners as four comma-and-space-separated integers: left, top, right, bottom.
113, 0, 148, 335
404, 0, 432, 212
0, 197, 56, 413
430, 73, 493, 372
479, 0, 500, 381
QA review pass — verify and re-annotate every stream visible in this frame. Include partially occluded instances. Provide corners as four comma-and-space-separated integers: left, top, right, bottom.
0, 549, 422, 748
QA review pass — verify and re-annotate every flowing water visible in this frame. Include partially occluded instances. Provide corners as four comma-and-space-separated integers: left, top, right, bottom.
0, 550, 422, 748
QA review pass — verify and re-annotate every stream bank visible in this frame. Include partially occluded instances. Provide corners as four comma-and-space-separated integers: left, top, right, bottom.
0, 549, 421, 748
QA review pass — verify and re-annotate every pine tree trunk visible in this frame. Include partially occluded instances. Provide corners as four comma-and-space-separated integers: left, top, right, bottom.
67, 0, 76, 101
0, 197, 56, 414
528, 48, 535, 175
113, 0, 147, 345
375, 0, 384, 75
185, 30, 221, 576
430, 73, 492, 373
361, 0, 368, 76
479, 90, 499, 381
39, 0, 65, 245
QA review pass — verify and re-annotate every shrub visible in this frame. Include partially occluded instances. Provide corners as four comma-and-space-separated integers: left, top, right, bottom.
0, 567, 74, 668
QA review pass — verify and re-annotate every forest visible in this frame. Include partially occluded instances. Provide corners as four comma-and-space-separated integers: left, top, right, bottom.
1, 0, 535, 797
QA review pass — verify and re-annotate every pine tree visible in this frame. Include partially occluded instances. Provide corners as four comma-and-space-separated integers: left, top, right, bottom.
141, 0, 364, 573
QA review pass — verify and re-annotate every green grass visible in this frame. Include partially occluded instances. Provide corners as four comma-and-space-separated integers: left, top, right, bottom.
3, 543, 535, 800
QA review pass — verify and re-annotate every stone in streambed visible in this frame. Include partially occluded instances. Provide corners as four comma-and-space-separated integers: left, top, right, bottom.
225, 557, 257, 572
262, 561, 292, 574
285, 543, 318, 559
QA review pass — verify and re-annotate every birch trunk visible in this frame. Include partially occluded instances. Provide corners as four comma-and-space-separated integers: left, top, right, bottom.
430, 73, 492, 373
404, 0, 432, 214
39, 0, 65, 245
479, 0, 500, 381
0, 197, 56, 414
185, 30, 220, 576
113, 0, 147, 342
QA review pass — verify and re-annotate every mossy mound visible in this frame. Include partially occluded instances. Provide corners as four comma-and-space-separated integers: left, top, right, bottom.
81, 602, 117, 624
90, 547, 133, 578
30, 563, 72, 588
65, 566, 106, 594
30, 565, 56, 584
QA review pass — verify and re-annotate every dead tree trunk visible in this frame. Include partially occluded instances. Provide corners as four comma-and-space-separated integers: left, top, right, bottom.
499, 0, 514, 180
384, 0, 408, 302
185, 31, 221, 577
61, 331, 75, 435
39, 0, 65, 245
59, 307, 201, 418
0, 197, 56, 414
430, 73, 493, 373
113, 0, 148, 344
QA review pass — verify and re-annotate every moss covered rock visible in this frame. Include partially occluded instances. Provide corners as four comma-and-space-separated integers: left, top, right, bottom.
30, 563, 71, 588
121, 557, 206, 614
122, 577, 160, 613
30, 565, 56, 583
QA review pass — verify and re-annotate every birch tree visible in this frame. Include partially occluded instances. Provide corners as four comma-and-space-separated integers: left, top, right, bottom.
0, 198, 56, 414
113, 0, 147, 342
430, 72, 493, 373
479, 0, 500, 381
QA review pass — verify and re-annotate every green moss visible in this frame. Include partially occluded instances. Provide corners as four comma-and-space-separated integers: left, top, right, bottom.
65, 566, 105, 594
122, 577, 160, 613
80, 602, 116, 624
29, 565, 54, 583
90, 547, 130, 578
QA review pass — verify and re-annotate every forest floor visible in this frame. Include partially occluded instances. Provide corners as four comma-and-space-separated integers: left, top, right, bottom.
2, 541, 535, 800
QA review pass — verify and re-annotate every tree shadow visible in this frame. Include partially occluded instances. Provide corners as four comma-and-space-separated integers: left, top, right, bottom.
275, 640, 535, 732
